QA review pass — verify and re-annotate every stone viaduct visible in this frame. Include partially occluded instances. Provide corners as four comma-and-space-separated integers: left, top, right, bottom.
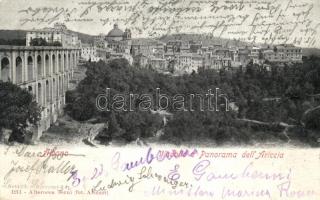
0, 45, 81, 140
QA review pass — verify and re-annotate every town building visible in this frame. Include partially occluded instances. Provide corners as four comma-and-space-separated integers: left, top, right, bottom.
26, 23, 81, 47
107, 52, 133, 65
152, 42, 166, 58
148, 57, 167, 72
94, 34, 108, 49
105, 24, 132, 54
249, 46, 264, 65
81, 43, 109, 62
189, 41, 202, 53
263, 44, 302, 63
176, 53, 204, 74
237, 47, 251, 67
165, 40, 182, 53
180, 42, 190, 53
203, 48, 232, 70
131, 39, 159, 57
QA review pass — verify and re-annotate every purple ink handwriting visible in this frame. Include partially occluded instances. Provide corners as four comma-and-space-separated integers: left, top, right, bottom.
192, 160, 292, 182
112, 147, 198, 172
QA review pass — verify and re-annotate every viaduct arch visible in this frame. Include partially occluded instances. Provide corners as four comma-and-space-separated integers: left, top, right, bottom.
0, 45, 81, 141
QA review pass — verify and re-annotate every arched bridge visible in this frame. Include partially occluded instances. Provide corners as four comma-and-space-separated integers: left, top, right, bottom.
0, 45, 81, 141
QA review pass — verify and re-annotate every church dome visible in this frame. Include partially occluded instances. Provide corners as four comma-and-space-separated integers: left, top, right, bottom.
107, 24, 124, 37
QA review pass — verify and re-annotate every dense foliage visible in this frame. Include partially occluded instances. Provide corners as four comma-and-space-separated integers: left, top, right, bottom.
65, 59, 164, 142
0, 39, 26, 46
29, 38, 62, 46
66, 57, 320, 146
0, 81, 41, 142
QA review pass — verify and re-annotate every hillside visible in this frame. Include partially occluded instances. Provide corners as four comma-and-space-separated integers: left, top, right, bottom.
1, 30, 320, 55
70, 30, 95, 44
0, 30, 27, 40
159, 34, 320, 55
0, 30, 250, 47
158, 33, 250, 47
0, 29, 95, 44
302, 48, 320, 57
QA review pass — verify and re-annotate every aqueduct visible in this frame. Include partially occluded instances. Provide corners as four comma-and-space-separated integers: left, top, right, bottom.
0, 45, 81, 140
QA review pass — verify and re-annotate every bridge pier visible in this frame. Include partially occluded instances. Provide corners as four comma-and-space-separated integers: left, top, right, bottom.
0, 46, 81, 142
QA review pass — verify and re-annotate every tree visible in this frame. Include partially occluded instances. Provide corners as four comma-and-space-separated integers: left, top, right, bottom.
66, 56, 320, 146
108, 111, 124, 139
52, 41, 62, 46
0, 39, 26, 46
29, 38, 62, 47
0, 81, 41, 142
29, 38, 48, 46
67, 96, 95, 121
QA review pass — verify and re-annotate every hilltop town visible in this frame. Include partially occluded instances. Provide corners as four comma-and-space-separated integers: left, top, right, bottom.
0, 23, 319, 147
79, 24, 303, 75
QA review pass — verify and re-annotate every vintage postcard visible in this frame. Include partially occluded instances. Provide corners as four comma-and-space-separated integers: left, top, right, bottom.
0, 0, 319, 199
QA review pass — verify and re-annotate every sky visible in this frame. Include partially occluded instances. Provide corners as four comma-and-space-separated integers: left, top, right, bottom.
0, 0, 319, 48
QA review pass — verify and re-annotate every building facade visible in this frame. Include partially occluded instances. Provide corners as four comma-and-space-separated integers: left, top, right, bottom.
149, 57, 167, 72
26, 23, 81, 47
176, 53, 204, 73
263, 44, 302, 63
105, 24, 132, 54
81, 43, 109, 62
